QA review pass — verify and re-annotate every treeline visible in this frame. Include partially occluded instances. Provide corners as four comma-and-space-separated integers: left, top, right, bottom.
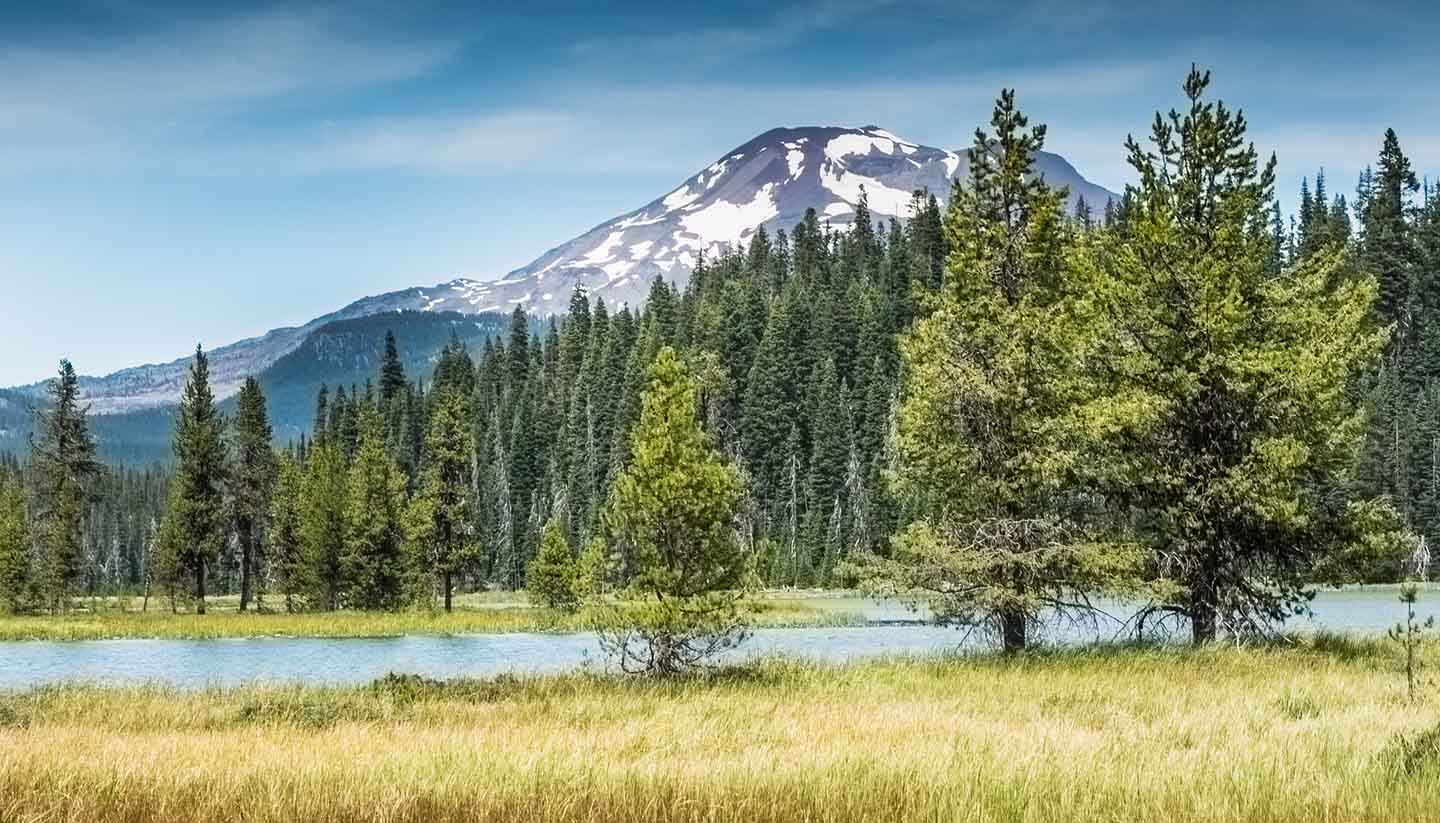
1, 70, 1436, 645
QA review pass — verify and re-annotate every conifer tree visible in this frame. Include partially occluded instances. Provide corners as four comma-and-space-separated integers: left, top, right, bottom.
343, 404, 410, 610
806, 359, 849, 519
598, 346, 750, 675
1366, 129, 1420, 330
526, 515, 580, 611
170, 346, 228, 613
313, 385, 329, 448
30, 359, 100, 612
378, 331, 408, 405
412, 387, 475, 610
229, 377, 275, 612
150, 491, 185, 612
1073, 69, 1386, 642
267, 451, 305, 612
857, 90, 1136, 651
300, 442, 347, 610
742, 298, 796, 501
507, 307, 530, 390
0, 472, 30, 612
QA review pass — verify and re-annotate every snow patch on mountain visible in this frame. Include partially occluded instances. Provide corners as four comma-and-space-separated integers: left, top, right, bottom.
370, 124, 1120, 314
8, 125, 1119, 416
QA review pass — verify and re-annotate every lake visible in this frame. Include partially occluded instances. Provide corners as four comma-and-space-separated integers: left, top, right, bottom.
2, 588, 1435, 690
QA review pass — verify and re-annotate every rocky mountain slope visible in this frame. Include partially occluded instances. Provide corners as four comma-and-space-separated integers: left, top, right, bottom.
1, 311, 509, 463
358, 125, 1117, 316
4, 124, 1118, 427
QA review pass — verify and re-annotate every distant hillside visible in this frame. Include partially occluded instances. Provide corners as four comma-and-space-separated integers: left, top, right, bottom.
0, 310, 509, 464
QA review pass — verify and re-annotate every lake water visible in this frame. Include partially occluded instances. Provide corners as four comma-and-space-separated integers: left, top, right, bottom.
2, 589, 1436, 690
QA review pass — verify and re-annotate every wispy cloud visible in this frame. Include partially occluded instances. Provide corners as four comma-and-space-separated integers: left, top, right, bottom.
288, 58, 1162, 183
316, 111, 582, 174
572, 0, 901, 62
0, 8, 463, 170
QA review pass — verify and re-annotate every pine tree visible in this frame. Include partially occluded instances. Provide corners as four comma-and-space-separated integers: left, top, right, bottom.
858, 89, 1137, 651
150, 490, 185, 612
170, 346, 228, 614
412, 387, 475, 610
1072, 69, 1386, 642
313, 385, 330, 448
342, 404, 410, 610
267, 451, 305, 612
30, 359, 100, 612
1366, 129, 1420, 329
526, 515, 580, 611
300, 442, 347, 610
598, 346, 750, 674
378, 331, 408, 406
742, 298, 796, 501
229, 377, 275, 612
507, 307, 530, 390
0, 472, 30, 612
806, 359, 849, 521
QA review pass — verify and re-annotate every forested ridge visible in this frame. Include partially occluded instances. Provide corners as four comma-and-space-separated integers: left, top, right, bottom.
3, 71, 1439, 644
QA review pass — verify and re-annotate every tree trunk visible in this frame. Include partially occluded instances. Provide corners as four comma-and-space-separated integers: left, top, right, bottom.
1190, 579, 1217, 644
238, 522, 253, 613
443, 571, 453, 613
999, 608, 1027, 653
195, 559, 207, 615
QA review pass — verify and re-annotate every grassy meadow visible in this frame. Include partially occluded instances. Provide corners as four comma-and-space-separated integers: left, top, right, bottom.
2, 638, 1439, 823
0, 591, 862, 642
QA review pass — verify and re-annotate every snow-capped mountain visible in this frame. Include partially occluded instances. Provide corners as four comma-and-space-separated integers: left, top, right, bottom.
5, 125, 1118, 419
360, 124, 1118, 315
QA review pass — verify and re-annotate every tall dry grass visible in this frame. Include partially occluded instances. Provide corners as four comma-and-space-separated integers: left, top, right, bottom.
2, 640, 1437, 822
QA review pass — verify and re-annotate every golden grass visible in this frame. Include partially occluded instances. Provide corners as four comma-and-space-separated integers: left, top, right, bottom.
2, 640, 1438, 822
0, 594, 858, 641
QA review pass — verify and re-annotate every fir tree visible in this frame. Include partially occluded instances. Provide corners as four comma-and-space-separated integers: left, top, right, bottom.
598, 347, 750, 675
267, 451, 305, 612
507, 306, 530, 390
170, 346, 228, 614
343, 404, 410, 610
229, 377, 275, 612
412, 387, 475, 610
1366, 129, 1420, 328
300, 442, 347, 610
29, 359, 100, 612
742, 297, 797, 501
313, 385, 329, 448
0, 472, 30, 612
1073, 69, 1386, 642
858, 89, 1139, 651
378, 331, 408, 405
526, 515, 580, 612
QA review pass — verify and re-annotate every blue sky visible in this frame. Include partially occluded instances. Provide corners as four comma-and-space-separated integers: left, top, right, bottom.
2, 0, 1438, 385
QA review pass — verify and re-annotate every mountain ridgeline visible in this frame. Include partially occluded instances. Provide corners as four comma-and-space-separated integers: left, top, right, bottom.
356, 125, 1118, 315
0, 124, 1117, 447
0, 311, 510, 463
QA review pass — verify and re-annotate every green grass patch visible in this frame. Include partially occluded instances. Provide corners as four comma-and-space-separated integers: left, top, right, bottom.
0, 593, 865, 641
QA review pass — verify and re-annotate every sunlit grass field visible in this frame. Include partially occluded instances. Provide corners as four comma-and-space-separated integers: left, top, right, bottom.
0, 591, 862, 641
2, 638, 1438, 822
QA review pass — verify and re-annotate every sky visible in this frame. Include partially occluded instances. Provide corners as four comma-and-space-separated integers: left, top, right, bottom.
2, 0, 1438, 386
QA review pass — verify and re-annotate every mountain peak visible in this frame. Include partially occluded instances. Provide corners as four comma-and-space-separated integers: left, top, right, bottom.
375, 123, 1116, 315
3, 124, 1119, 419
